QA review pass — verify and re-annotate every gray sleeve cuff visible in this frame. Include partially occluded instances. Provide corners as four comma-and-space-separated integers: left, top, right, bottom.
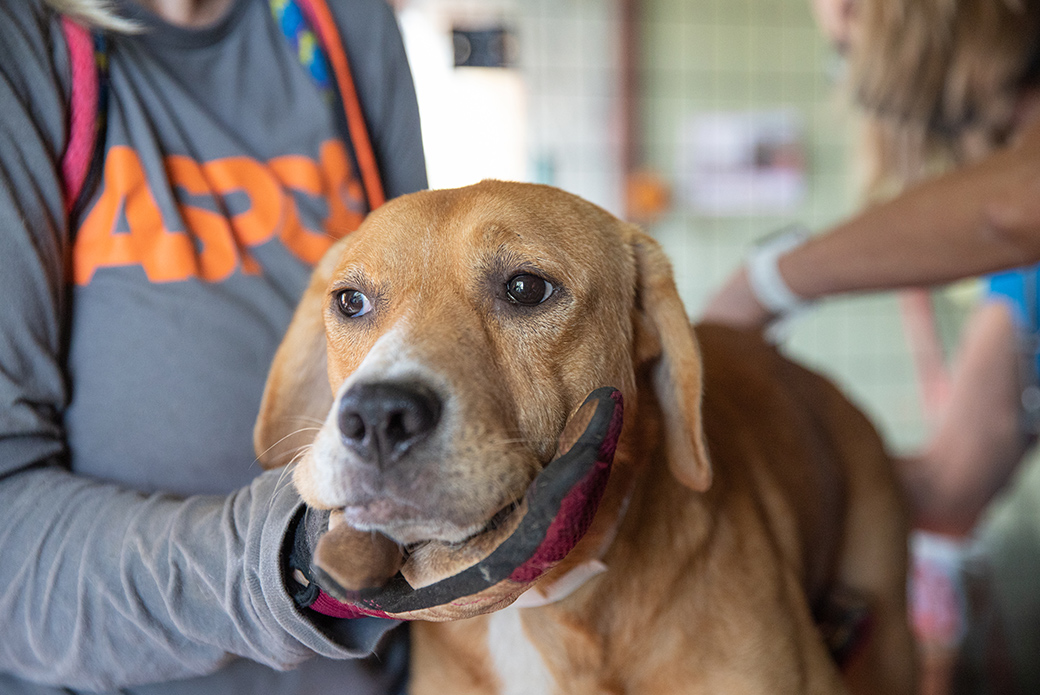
252, 469, 401, 657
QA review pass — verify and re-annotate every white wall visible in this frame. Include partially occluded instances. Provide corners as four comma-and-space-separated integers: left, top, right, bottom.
397, 0, 624, 215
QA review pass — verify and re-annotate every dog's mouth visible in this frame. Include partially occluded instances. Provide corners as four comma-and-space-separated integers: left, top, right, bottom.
339, 490, 531, 589
397, 497, 527, 585
338, 469, 534, 543
476, 498, 524, 537
406, 497, 523, 549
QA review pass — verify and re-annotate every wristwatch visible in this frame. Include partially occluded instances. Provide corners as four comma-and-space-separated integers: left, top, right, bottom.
746, 224, 814, 318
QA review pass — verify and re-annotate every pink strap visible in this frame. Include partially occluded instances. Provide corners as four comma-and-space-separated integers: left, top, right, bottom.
60, 17, 99, 215
310, 590, 395, 620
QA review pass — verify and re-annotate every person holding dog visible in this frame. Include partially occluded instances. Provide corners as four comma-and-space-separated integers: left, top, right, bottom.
0, 0, 426, 693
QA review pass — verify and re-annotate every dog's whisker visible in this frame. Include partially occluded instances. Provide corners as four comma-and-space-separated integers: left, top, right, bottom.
267, 451, 310, 512
265, 441, 316, 509
253, 426, 324, 468
288, 415, 327, 427
284, 424, 324, 440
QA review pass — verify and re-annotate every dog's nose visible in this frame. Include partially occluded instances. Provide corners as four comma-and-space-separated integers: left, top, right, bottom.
337, 382, 441, 467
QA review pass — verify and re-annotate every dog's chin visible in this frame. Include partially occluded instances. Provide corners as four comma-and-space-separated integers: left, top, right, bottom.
341, 506, 482, 546
340, 496, 523, 546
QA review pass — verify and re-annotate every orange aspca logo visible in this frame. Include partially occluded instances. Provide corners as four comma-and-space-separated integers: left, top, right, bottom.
72, 140, 367, 285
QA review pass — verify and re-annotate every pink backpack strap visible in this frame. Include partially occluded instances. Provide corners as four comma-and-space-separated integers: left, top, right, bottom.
60, 16, 100, 216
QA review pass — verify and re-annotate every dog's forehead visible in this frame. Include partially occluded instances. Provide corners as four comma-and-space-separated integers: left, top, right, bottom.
337, 183, 630, 278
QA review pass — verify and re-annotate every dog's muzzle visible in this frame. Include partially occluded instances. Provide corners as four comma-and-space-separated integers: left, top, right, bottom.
310, 387, 624, 621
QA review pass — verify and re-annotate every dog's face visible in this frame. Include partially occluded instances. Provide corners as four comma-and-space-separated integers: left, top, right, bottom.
257, 181, 710, 549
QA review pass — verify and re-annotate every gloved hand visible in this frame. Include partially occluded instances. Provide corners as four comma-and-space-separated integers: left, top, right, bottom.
287, 387, 623, 622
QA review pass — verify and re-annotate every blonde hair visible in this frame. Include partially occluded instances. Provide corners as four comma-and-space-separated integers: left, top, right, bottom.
845, 0, 1040, 190
44, 0, 140, 32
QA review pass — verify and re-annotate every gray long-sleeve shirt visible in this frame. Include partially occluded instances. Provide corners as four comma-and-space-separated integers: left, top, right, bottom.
0, 0, 426, 692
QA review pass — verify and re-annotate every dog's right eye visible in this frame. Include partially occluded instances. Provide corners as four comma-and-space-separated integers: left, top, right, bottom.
505, 273, 553, 306
335, 290, 372, 318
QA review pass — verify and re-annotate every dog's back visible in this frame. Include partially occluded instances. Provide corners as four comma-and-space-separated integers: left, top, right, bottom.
693, 324, 914, 693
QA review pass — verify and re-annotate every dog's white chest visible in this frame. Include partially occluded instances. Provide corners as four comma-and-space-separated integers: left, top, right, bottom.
487, 605, 555, 695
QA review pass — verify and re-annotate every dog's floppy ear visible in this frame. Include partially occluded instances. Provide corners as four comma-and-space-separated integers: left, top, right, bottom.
626, 228, 712, 491
254, 239, 347, 469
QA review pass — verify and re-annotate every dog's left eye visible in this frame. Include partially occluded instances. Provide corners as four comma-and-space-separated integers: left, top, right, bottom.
336, 289, 372, 318
505, 273, 553, 306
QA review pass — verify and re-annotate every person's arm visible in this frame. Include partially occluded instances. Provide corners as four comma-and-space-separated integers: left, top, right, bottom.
0, 469, 397, 690
701, 120, 1040, 327
337, 0, 428, 199
0, 6, 393, 690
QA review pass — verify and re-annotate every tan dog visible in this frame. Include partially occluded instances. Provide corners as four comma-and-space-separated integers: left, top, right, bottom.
255, 181, 916, 694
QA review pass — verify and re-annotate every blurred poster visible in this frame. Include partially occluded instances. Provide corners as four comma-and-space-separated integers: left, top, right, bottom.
679, 110, 806, 216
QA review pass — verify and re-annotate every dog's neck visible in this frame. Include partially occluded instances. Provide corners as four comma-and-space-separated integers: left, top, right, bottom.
514, 444, 640, 608
515, 381, 693, 607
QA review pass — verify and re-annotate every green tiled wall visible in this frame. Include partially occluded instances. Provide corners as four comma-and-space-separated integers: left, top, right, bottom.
641, 0, 928, 450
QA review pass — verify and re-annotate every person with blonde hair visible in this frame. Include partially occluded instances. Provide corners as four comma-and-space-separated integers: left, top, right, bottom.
0, 0, 426, 692
707, 0, 1040, 536
705, 0, 1040, 689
